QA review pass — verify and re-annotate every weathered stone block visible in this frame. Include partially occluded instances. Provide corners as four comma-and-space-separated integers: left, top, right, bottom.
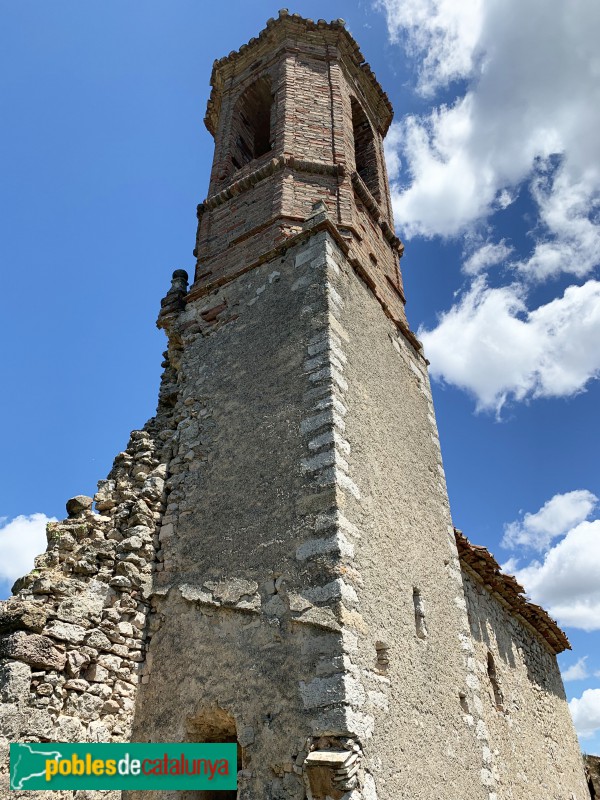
0, 660, 31, 703
66, 495, 94, 517
0, 599, 48, 633
0, 631, 66, 670
44, 620, 87, 645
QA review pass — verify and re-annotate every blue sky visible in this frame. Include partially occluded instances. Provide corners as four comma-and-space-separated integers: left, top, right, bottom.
1, 0, 599, 753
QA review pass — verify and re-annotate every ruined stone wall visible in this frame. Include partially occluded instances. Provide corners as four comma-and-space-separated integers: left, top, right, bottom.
0, 356, 181, 798
462, 571, 590, 798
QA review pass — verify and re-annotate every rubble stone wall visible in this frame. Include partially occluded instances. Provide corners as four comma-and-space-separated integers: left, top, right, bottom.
0, 356, 181, 798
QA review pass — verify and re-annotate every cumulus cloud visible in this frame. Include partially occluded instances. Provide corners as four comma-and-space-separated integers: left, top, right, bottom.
562, 657, 590, 682
376, 0, 484, 96
419, 279, 600, 413
511, 519, 600, 631
0, 514, 55, 586
569, 689, 600, 738
502, 490, 598, 551
379, 0, 600, 279
383, 123, 403, 181
463, 240, 513, 275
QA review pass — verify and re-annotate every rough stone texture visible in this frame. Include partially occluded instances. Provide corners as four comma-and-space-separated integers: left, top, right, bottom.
463, 571, 589, 798
0, 11, 590, 800
586, 755, 600, 797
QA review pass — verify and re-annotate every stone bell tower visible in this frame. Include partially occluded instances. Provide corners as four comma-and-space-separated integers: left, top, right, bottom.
130, 11, 489, 799
1, 10, 590, 800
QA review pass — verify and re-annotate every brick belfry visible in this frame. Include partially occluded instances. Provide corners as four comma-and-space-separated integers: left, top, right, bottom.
0, 11, 591, 800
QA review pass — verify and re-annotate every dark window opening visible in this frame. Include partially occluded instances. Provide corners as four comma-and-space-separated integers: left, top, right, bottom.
487, 652, 504, 712
182, 707, 241, 800
351, 97, 381, 202
230, 77, 273, 172
413, 588, 428, 640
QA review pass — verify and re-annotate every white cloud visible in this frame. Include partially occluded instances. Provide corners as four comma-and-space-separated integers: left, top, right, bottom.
383, 123, 403, 181
419, 279, 600, 413
0, 514, 55, 586
497, 190, 514, 210
513, 164, 600, 281
375, 0, 484, 96
463, 240, 512, 275
512, 519, 600, 631
569, 689, 600, 738
379, 0, 600, 279
562, 657, 590, 682
503, 490, 598, 551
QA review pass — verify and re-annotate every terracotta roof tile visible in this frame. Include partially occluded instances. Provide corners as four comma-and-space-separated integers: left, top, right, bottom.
455, 528, 570, 654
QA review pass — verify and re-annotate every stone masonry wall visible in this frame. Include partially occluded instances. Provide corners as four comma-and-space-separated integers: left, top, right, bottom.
0, 351, 182, 798
2, 206, 590, 800
128, 207, 514, 800
317, 217, 488, 799
462, 571, 590, 799
129, 211, 373, 800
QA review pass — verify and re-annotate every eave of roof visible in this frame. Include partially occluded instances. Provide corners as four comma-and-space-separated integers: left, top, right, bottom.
455, 528, 570, 655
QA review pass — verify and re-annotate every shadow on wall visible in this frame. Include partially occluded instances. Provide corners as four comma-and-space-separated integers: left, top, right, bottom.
466, 582, 566, 700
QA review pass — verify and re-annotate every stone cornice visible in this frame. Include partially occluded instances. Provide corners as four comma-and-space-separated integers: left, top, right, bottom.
197, 155, 346, 216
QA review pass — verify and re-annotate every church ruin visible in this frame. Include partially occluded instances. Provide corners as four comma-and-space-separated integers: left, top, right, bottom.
0, 11, 591, 799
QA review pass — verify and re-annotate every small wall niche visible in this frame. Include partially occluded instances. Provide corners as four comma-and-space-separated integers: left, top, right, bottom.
375, 641, 390, 674
413, 588, 428, 640
487, 652, 505, 712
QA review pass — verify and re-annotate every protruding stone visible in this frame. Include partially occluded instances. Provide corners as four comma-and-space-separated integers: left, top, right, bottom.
66, 495, 94, 517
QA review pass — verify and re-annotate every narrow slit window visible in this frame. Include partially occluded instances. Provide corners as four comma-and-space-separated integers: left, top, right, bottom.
351, 96, 381, 201
413, 588, 428, 640
375, 641, 389, 674
230, 76, 273, 172
487, 652, 504, 712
